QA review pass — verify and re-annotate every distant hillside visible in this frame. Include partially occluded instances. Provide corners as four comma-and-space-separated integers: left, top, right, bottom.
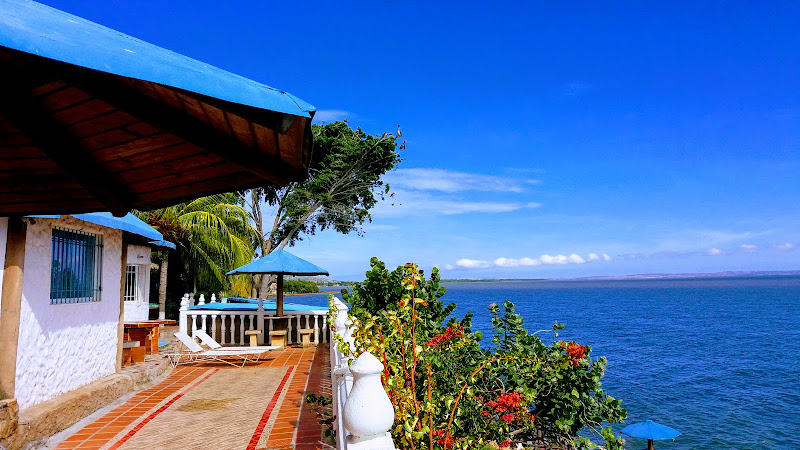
575, 270, 800, 281
441, 278, 547, 283
294, 270, 800, 285
289, 275, 348, 286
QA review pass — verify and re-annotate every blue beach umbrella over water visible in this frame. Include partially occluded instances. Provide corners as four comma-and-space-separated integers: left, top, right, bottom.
227, 250, 328, 316
622, 420, 680, 450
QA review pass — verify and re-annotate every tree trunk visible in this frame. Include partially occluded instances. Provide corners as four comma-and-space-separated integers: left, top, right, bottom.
158, 252, 169, 320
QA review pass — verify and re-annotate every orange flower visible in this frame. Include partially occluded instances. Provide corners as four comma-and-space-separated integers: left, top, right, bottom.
566, 341, 586, 366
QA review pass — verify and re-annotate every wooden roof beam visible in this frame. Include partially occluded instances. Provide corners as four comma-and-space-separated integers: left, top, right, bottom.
59, 65, 303, 187
0, 73, 131, 217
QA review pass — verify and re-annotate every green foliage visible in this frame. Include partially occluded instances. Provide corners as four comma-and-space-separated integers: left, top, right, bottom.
333, 259, 627, 450
284, 279, 319, 294
305, 393, 335, 442
136, 193, 259, 298
248, 121, 403, 254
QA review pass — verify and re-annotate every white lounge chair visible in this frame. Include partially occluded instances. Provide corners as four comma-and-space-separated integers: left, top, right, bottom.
193, 329, 277, 353
167, 332, 270, 368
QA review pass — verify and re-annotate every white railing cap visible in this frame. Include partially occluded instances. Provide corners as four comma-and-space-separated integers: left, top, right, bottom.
350, 352, 383, 374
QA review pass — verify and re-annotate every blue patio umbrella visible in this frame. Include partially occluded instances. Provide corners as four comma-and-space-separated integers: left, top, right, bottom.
227, 250, 328, 316
621, 420, 681, 450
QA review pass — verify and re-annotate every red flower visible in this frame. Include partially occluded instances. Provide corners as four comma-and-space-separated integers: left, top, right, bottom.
486, 392, 522, 413
500, 413, 514, 423
426, 325, 465, 346
501, 439, 511, 448
566, 341, 586, 366
432, 430, 454, 448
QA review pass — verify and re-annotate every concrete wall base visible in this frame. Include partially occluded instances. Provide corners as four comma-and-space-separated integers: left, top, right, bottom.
0, 361, 172, 450
0, 398, 19, 439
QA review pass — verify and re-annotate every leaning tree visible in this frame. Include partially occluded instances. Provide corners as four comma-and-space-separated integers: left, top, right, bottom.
246, 120, 403, 297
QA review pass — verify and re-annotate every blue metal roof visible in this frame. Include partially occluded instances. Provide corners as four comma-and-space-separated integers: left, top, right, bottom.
227, 249, 328, 276
28, 212, 173, 246
0, 0, 315, 118
72, 212, 162, 241
148, 239, 177, 250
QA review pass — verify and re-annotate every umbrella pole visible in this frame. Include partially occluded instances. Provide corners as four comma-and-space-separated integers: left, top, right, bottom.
648, 439, 655, 450
276, 274, 284, 316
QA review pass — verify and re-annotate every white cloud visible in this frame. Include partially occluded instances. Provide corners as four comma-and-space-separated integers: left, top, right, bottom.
313, 109, 354, 123
455, 258, 491, 269
706, 248, 724, 256
540, 254, 569, 265
445, 251, 614, 270
567, 254, 585, 264
385, 169, 539, 193
740, 244, 758, 252
373, 189, 541, 217
458, 252, 612, 269
776, 243, 796, 251
494, 257, 541, 267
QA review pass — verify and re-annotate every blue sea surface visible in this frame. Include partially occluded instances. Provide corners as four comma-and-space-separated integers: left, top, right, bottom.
297, 278, 800, 448
441, 277, 800, 449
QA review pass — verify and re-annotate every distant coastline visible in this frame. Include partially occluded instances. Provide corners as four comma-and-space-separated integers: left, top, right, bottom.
440, 269, 800, 283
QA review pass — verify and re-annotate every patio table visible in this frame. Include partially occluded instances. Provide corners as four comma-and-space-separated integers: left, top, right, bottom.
124, 320, 175, 355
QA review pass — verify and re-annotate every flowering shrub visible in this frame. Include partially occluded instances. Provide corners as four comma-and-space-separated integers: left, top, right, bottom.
332, 258, 626, 449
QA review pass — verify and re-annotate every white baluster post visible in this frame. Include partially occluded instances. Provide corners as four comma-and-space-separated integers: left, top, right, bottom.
239, 314, 245, 345
211, 314, 219, 341
288, 315, 294, 345
198, 293, 206, 305
220, 314, 227, 345
257, 299, 265, 345
313, 315, 320, 344
331, 302, 351, 450
342, 352, 396, 449
179, 294, 189, 334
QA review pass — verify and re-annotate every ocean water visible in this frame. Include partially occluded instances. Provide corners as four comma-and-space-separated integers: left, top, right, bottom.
303, 277, 800, 449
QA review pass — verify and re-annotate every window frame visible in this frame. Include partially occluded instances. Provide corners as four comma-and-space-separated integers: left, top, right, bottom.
124, 264, 138, 302
50, 227, 104, 304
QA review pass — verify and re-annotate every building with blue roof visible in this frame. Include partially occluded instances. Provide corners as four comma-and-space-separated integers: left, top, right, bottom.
0, 213, 174, 415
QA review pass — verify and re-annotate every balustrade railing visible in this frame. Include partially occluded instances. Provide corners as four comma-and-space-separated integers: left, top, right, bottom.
178, 293, 396, 449
329, 297, 396, 450
178, 293, 328, 346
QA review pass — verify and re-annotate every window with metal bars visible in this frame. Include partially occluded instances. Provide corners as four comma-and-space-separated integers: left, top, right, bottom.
124, 265, 138, 302
50, 227, 103, 303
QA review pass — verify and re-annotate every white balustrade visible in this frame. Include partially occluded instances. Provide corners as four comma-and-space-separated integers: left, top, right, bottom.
329, 297, 396, 450
179, 293, 329, 346
343, 353, 395, 449
180, 292, 396, 449
179, 294, 189, 334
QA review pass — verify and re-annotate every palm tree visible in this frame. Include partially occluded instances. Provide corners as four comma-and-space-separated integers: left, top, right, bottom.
136, 193, 259, 319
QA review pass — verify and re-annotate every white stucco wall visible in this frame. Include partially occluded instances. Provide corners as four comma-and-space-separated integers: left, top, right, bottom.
123, 244, 151, 322
15, 217, 122, 410
0, 217, 7, 324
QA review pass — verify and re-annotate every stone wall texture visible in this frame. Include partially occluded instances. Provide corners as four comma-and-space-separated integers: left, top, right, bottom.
14, 217, 122, 410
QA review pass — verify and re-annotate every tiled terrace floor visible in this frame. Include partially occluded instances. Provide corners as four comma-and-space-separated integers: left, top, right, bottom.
54, 344, 332, 450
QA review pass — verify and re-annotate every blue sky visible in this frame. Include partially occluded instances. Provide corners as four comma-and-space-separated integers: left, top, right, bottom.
43, 1, 800, 280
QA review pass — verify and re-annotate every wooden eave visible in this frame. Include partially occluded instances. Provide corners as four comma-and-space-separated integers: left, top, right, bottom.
0, 47, 312, 216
